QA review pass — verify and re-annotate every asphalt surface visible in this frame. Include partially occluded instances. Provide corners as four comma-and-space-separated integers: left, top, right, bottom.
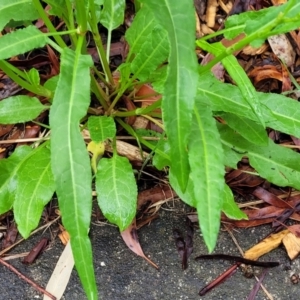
0, 200, 298, 300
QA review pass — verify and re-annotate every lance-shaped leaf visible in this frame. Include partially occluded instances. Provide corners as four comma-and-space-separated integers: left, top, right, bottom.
96, 154, 137, 231
131, 27, 169, 81
219, 123, 300, 190
197, 40, 265, 126
218, 112, 268, 146
0, 96, 46, 124
49, 48, 97, 299
125, 5, 156, 60
224, 1, 300, 42
143, 0, 199, 192
0, 0, 39, 31
100, 0, 125, 60
0, 146, 32, 214
14, 143, 55, 238
100, 0, 125, 31
0, 26, 47, 60
197, 73, 300, 139
87, 116, 116, 143
222, 184, 247, 220
188, 100, 224, 252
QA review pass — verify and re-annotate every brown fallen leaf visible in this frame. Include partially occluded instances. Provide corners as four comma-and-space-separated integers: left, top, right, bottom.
252, 186, 291, 208
137, 184, 176, 210
23, 238, 48, 265
120, 219, 158, 269
244, 229, 289, 261
282, 232, 300, 260
2, 222, 18, 249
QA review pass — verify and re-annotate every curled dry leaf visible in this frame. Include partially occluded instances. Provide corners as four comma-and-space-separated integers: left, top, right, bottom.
282, 232, 300, 260
268, 34, 296, 67
244, 229, 289, 261
23, 238, 48, 265
120, 220, 158, 269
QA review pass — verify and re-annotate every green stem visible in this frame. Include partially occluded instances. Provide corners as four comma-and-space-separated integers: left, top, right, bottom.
90, 74, 109, 109
198, 6, 291, 74
116, 118, 169, 160
65, 0, 78, 47
32, 0, 66, 48
88, 0, 114, 85
0, 60, 51, 97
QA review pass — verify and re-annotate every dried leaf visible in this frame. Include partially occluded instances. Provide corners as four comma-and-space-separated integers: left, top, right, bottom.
244, 230, 289, 261
23, 238, 48, 265
120, 220, 158, 269
282, 232, 300, 260
44, 241, 74, 300
252, 186, 291, 208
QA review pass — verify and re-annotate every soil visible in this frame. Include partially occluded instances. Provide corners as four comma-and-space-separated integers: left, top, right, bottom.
0, 200, 298, 300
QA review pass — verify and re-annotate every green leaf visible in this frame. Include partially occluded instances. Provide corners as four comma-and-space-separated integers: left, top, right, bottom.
224, 1, 300, 44
197, 73, 300, 139
222, 184, 247, 220
96, 154, 137, 231
198, 41, 265, 126
49, 48, 97, 299
218, 112, 268, 146
219, 123, 300, 190
125, 5, 156, 60
169, 171, 196, 208
0, 146, 33, 214
143, 0, 199, 192
189, 101, 224, 252
221, 144, 244, 169
152, 139, 171, 170
130, 27, 169, 81
100, 0, 125, 31
0, 26, 47, 60
0, 96, 46, 124
88, 116, 116, 143
25, 68, 40, 86
43, 0, 67, 18
0, 0, 39, 31
14, 143, 55, 238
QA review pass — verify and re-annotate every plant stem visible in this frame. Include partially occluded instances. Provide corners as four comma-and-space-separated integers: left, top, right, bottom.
0, 60, 51, 97
32, 0, 66, 48
88, 0, 114, 85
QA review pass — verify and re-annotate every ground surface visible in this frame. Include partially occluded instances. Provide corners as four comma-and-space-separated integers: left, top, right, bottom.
0, 200, 298, 300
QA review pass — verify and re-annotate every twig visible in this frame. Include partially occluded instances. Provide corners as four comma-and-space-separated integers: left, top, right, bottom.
0, 216, 61, 256
0, 257, 56, 300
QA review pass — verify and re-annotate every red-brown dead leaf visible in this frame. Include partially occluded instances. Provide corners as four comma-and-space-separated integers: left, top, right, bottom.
137, 185, 176, 210
2, 222, 18, 249
120, 220, 158, 269
252, 186, 291, 208
22, 238, 48, 265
